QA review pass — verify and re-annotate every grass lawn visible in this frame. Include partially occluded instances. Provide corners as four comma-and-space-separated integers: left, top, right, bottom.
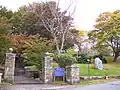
25, 56, 120, 76
52, 56, 120, 86
76, 63, 120, 76
75, 56, 120, 76
53, 56, 120, 76
0, 82, 14, 86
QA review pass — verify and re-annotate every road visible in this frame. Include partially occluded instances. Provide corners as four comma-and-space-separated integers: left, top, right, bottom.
1, 80, 120, 90
60, 81, 120, 90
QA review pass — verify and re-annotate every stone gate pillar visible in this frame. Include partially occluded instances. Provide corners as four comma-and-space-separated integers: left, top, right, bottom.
66, 65, 80, 84
41, 56, 53, 83
4, 53, 16, 83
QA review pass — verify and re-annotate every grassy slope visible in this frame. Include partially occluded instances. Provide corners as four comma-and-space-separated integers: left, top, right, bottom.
76, 56, 120, 76
76, 64, 120, 76
26, 56, 120, 76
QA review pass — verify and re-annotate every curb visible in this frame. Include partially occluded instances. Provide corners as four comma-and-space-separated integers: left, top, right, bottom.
41, 86, 75, 90
80, 75, 120, 80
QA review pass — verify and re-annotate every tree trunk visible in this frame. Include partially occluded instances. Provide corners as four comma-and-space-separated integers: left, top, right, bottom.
112, 53, 119, 62
54, 36, 60, 54
60, 34, 65, 53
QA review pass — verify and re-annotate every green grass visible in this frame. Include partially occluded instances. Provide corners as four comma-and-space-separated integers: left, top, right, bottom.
75, 56, 120, 76
0, 82, 14, 86
51, 81, 68, 85
25, 56, 120, 76
75, 63, 120, 76
52, 56, 120, 76
25, 65, 38, 71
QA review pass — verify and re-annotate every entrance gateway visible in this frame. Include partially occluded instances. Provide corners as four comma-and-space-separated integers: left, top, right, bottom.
4, 53, 16, 83
4, 49, 53, 84
3, 48, 80, 84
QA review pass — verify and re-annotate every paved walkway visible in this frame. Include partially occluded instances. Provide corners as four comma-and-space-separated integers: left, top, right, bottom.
14, 76, 43, 84
0, 84, 62, 90
0, 84, 72, 90
1, 76, 120, 90
0, 76, 72, 90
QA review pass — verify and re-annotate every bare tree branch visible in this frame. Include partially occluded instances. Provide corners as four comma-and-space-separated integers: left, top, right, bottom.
28, 0, 77, 53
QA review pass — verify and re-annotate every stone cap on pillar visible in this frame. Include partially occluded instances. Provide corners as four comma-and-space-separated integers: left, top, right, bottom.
9, 48, 13, 53
66, 65, 79, 68
0, 73, 2, 76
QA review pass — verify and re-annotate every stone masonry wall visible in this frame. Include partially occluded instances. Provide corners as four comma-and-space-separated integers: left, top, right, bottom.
40, 56, 53, 83
66, 65, 80, 84
4, 53, 16, 83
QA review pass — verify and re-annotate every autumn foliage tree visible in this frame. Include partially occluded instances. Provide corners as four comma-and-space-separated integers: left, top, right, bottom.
25, 0, 77, 54
88, 10, 120, 62
0, 6, 13, 64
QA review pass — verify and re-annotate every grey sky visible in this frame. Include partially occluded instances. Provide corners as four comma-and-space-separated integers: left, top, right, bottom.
0, 0, 120, 31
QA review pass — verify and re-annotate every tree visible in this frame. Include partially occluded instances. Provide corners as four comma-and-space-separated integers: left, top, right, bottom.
0, 6, 13, 64
73, 29, 87, 51
70, 28, 90, 53
22, 36, 53, 70
26, 0, 77, 54
0, 6, 13, 20
10, 7, 27, 34
9, 34, 54, 70
88, 10, 120, 62
11, 6, 54, 39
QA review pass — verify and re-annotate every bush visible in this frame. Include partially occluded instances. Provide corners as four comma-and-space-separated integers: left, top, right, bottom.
73, 53, 90, 64
54, 54, 77, 68
93, 54, 107, 64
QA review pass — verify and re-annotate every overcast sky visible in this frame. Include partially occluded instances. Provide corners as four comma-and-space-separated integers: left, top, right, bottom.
0, 0, 120, 31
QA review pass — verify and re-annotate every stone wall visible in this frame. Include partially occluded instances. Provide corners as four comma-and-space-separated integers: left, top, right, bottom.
0, 73, 2, 83
4, 53, 16, 83
80, 75, 120, 80
40, 56, 53, 83
66, 65, 80, 84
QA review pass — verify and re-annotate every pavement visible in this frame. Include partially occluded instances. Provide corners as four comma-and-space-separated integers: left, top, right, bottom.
0, 84, 73, 90
1, 81, 120, 90
1, 76, 120, 90
0, 75, 73, 90
59, 81, 120, 90
14, 76, 43, 84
